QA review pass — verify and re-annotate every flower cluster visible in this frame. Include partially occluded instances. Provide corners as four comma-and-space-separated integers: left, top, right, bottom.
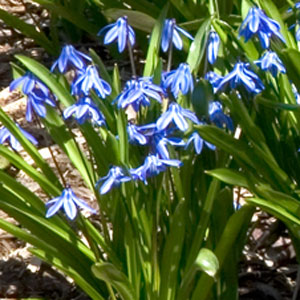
52, 45, 111, 125
9, 13, 280, 219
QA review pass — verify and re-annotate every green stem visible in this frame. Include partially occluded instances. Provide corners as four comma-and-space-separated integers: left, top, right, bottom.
107, 283, 117, 300
127, 40, 136, 77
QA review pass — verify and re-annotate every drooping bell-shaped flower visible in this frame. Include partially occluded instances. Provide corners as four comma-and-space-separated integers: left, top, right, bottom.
130, 154, 182, 184
51, 45, 92, 73
207, 31, 220, 64
71, 65, 111, 98
63, 96, 106, 126
115, 77, 163, 111
162, 63, 194, 98
209, 101, 234, 131
96, 166, 132, 195
46, 187, 96, 220
98, 16, 135, 53
156, 102, 200, 132
255, 50, 286, 76
185, 131, 216, 154
0, 124, 38, 151
216, 62, 264, 94
161, 18, 194, 52
239, 7, 285, 49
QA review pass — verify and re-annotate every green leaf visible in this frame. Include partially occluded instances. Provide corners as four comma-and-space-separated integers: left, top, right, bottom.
195, 248, 219, 278
32, 249, 105, 300
280, 49, 300, 88
191, 79, 213, 119
117, 110, 129, 165
205, 168, 249, 188
92, 263, 137, 300
246, 197, 300, 225
104, 9, 155, 33
15, 55, 75, 107
0, 107, 61, 188
187, 18, 211, 74
256, 96, 300, 111
160, 199, 187, 300
0, 145, 60, 196
143, 4, 169, 77
113, 64, 121, 95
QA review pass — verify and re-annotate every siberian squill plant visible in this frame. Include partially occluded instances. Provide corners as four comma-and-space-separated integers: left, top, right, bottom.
2, 2, 300, 300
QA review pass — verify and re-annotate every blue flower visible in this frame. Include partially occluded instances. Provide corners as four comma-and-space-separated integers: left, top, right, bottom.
71, 65, 111, 98
115, 77, 163, 111
127, 123, 148, 145
96, 166, 132, 195
185, 131, 215, 154
129, 123, 185, 159
292, 84, 300, 104
25, 90, 56, 122
207, 31, 220, 64
156, 102, 199, 132
0, 124, 38, 151
51, 45, 92, 73
161, 19, 193, 52
239, 7, 285, 49
287, 2, 300, 13
216, 62, 264, 94
46, 187, 96, 220
63, 96, 106, 126
10, 72, 50, 97
98, 16, 135, 53
255, 51, 286, 76
296, 27, 300, 41
10, 72, 56, 122
204, 71, 223, 93
162, 63, 194, 98
209, 101, 234, 131
130, 154, 182, 184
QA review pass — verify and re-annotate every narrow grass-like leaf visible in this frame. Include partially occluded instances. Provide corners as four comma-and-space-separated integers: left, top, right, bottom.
117, 110, 129, 165
246, 197, 300, 225
205, 168, 249, 188
160, 199, 187, 300
187, 18, 211, 74
143, 4, 169, 77
31, 248, 106, 300
0, 107, 61, 188
0, 145, 60, 196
